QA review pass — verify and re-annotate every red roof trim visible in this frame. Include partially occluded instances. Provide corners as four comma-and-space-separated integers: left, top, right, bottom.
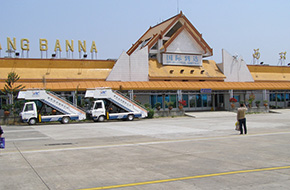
184, 24, 207, 53
160, 12, 183, 37
163, 24, 185, 51
163, 24, 207, 53
182, 15, 213, 55
127, 26, 152, 55
147, 34, 160, 51
127, 12, 213, 56
127, 12, 182, 55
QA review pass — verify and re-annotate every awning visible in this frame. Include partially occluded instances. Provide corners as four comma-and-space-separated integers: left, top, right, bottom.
2, 81, 290, 92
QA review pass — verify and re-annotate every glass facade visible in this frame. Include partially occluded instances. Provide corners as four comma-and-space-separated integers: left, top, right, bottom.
165, 95, 177, 108
150, 95, 163, 108
233, 95, 240, 103
270, 93, 287, 102
150, 93, 213, 110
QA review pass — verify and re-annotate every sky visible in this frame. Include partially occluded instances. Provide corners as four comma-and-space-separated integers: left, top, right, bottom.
1, 0, 290, 65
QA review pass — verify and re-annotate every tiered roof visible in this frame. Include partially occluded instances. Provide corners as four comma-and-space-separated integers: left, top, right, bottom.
127, 12, 213, 57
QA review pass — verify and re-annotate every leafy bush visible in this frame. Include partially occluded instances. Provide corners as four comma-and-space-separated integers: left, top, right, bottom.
144, 103, 151, 109
147, 108, 154, 118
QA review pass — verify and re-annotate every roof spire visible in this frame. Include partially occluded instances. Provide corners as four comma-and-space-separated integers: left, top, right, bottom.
176, 0, 183, 15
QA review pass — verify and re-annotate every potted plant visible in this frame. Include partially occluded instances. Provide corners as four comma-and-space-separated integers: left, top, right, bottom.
255, 100, 260, 108
248, 99, 253, 108
2, 104, 12, 117
166, 101, 174, 110
178, 99, 186, 110
263, 100, 268, 107
155, 102, 161, 111
248, 93, 255, 108
229, 97, 237, 108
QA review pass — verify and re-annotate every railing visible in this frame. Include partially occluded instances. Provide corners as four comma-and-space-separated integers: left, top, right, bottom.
114, 90, 148, 112
47, 91, 86, 113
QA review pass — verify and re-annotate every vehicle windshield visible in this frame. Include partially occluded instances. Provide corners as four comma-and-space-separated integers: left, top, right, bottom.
94, 102, 103, 109
24, 104, 34, 112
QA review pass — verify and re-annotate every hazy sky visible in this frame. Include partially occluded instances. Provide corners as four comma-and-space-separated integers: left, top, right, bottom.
1, 0, 289, 65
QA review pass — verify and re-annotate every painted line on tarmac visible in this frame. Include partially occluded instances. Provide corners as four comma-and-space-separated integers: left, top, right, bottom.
3, 129, 38, 133
3, 131, 290, 155
79, 165, 290, 190
6, 137, 51, 142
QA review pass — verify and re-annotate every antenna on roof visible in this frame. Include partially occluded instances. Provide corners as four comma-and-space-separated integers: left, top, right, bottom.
177, 0, 179, 13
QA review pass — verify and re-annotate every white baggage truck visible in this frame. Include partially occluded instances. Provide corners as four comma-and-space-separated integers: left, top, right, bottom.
18, 90, 86, 125
85, 88, 148, 122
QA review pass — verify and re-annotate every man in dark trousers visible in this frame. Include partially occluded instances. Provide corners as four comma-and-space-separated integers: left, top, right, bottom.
237, 103, 248, 134
0, 126, 3, 137
0, 126, 4, 149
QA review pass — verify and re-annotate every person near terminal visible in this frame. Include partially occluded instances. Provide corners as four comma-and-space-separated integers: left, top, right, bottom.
0, 126, 4, 149
237, 103, 248, 135
0, 126, 3, 137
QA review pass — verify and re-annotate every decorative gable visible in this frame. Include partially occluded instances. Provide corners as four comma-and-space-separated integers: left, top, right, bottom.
127, 12, 213, 66
165, 30, 204, 54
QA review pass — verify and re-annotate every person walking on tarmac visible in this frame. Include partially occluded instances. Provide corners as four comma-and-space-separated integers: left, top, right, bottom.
0, 126, 3, 137
0, 126, 4, 150
237, 103, 248, 135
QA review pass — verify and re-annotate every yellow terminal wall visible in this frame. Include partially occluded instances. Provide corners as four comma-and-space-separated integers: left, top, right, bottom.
149, 59, 225, 81
2, 58, 290, 92
248, 65, 290, 82
0, 58, 115, 82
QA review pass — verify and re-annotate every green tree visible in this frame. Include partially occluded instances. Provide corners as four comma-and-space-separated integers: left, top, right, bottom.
2, 72, 25, 114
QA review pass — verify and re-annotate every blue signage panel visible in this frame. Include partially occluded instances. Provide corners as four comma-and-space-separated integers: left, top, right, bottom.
200, 89, 212, 93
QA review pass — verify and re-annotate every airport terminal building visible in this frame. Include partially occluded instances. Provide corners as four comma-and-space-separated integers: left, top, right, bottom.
1, 12, 290, 113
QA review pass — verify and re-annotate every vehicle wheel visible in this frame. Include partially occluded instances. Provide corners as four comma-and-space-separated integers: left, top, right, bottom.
28, 118, 37, 125
98, 115, 105, 122
127, 114, 134, 121
61, 117, 70, 124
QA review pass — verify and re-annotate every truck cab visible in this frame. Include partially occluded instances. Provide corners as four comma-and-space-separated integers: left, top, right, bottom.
18, 90, 86, 125
87, 100, 136, 122
20, 101, 76, 125
85, 88, 147, 122
20, 102, 38, 125
87, 100, 106, 122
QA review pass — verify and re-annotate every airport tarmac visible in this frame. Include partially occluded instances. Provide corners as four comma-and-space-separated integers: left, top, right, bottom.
0, 110, 290, 190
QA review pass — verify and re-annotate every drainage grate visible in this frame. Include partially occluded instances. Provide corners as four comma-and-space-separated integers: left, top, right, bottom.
45, 143, 73, 146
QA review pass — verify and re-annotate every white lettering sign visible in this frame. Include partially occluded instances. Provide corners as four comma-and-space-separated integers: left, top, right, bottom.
163, 53, 202, 66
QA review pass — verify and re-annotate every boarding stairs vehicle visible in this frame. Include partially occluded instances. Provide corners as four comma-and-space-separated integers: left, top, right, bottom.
85, 88, 148, 122
18, 89, 86, 125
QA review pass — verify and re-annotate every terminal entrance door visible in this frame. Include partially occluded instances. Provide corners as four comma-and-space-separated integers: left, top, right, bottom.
188, 94, 212, 111
214, 94, 224, 111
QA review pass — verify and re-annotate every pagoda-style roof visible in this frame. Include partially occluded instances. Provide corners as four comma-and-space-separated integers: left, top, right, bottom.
127, 12, 213, 57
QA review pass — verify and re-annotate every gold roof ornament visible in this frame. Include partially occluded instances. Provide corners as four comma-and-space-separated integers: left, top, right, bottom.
252, 48, 260, 64
278, 51, 286, 66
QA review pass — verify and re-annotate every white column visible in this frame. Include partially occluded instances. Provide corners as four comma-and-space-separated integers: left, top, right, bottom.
229, 89, 234, 98
263, 89, 267, 101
